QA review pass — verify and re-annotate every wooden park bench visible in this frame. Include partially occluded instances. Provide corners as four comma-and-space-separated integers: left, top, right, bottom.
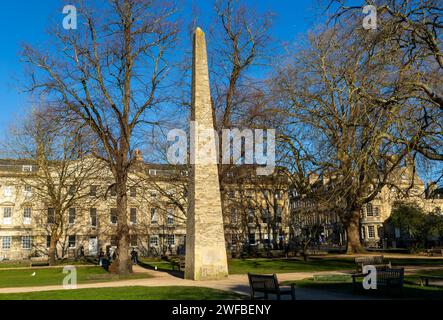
171, 256, 186, 271
248, 273, 296, 300
355, 255, 391, 273
352, 267, 404, 295
420, 275, 443, 287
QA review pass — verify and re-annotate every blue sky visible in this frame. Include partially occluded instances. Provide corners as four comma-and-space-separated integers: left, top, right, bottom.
0, 0, 320, 138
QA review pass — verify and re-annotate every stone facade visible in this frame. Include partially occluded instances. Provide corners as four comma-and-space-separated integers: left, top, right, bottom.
0, 157, 440, 261
0, 158, 290, 262
185, 28, 229, 280
290, 166, 443, 248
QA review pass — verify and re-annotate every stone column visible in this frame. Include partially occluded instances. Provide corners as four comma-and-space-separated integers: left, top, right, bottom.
185, 28, 229, 281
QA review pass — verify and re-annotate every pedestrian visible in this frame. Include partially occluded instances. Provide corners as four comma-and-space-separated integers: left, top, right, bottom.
131, 248, 138, 265
99, 248, 105, 266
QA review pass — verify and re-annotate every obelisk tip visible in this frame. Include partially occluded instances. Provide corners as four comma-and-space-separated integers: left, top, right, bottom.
195, 27, 205, 36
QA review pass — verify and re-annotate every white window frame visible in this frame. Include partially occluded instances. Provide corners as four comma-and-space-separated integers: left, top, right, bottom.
68, 235, 76, 248
166, 234, 175, 246
23, 207, 31, 225
22, 165, 33, 172
68, 208, 76, 225
150, 235, 159, 247
22, 236, 32, 250
167, 209, 174, 226
3, 208, 12, 225
366, 204, 373, 217
151, 208, 158, 224
368, 225, 375, 239
2, 236, 11, 250
90, 208, 98, 228
130, 208, 137, 225
110, 208, 117, 225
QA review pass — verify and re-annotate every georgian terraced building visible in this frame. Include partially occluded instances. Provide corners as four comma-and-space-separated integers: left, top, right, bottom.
0, 159, 290, 261
0, 158, 442, 261
290, 166, 443, 248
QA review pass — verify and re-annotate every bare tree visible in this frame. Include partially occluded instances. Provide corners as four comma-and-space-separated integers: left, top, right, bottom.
5, 107, 102, 265
272, 24, 411, 253
22, 0, 178, 274
329, 0, 442, 161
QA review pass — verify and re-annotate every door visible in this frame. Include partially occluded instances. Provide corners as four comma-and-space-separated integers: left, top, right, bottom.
89, 237, 98, 256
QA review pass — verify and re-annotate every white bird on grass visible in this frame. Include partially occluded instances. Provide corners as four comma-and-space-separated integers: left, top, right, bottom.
31, 272, 36, 277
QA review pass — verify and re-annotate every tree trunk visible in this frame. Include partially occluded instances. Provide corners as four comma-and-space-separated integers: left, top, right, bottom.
113, 170, 132, 275
48, 235, 59, 266
345, 209, 365, 254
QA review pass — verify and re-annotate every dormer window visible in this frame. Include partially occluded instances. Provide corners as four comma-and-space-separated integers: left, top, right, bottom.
149, 169, 158, 176
22, 165, 33, 172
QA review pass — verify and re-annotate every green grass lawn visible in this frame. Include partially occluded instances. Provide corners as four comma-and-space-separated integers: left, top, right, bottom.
140, 257, 357, 274
140, 256, 443, 275
228, 258, 357, 274
0, 266, 152, 288
0, 286, 246, 300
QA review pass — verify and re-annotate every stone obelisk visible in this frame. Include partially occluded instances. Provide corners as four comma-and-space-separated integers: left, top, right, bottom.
185, 28, 229, 281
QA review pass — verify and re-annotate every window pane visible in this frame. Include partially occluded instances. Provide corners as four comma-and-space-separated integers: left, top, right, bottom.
110, 185, 117, 197
150, 236, 159, 247
22, 236, 32, 249
2, 237, 11, 250
69, 236, 76, 248
47, 208, 55, 224
130, 208, 137, 224
368, 226, 375, 238
90, 186, 97, 197
167, 209, 174, 225
24, 208, 31, 218
69, 208, 76, 224
367, 204, 373, 217
4, 208, 12, 218
90, 208, 97, 227
167, 235, 175, 246
110, 208, 117, 224
151, 208, 158, 224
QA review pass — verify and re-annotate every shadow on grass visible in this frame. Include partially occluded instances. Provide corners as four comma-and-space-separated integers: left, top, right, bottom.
283, 278, 443, 300
138, 260, 185, 279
